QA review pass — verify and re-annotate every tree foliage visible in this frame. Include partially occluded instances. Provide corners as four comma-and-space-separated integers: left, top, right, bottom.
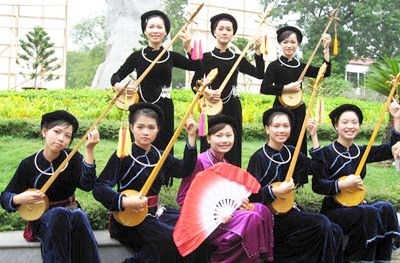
67, 16, 107, 88
260, 0, 400, 75
16, 26, 61, 88
71, 15, 107, 52
163, 0, 189, 87
365, 56, 400, 95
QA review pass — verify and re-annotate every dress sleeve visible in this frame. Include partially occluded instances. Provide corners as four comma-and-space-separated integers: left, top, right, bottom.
238, 54, 265, 79
310, 147, 340, 195
163, 141, 198, 180
110, 52, 137, 85
92, 153, 125, 211
260, 63, 284, 96
247, 153, 276, 205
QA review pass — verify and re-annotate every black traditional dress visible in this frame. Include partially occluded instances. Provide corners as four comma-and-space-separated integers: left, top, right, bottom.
247, 144, 344, 263
0, 150, 100, 263
311, 129, 400, 261
192, 48, 265, 167
92, 142, 201, 263
260, 57, 331, 154
111, 46, 201, 152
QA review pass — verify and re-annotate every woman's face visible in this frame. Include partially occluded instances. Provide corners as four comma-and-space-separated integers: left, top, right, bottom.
130, 115, 159, 149
42, 124, 73, 153
265, 114, 291, 145
144, 16, 166, 44
280, 33, 299, 58
335, 111, 360, 142
213, 20, 234, 45
207, 125, 235, 156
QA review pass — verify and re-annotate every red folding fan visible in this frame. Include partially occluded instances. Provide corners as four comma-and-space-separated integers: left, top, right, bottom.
173, 162, 261, 256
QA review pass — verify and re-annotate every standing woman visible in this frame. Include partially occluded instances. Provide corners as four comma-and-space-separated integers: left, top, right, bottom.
177, 114, 274, 262
92, 102, 199, 263
111, 10, 201, 152
0, 110, 101, 263
260, 26, 331, 154
311, 103, 400, 261
247, 107, 343, 263
192, 13, 265, 167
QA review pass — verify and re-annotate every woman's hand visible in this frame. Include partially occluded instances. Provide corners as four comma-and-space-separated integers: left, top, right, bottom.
391, 141, 400, 159
179, 30, 192, 53
184, 116, 198, 137
13, 190, 45, 205
283, 80, 302, 93
307, 118, 318, 137
122, 192, 148, 212
86, 127, 100, 150
338, 174, 364, 190
322, 33, 331, 50
240, 198, 255, 210
204, 87, 221, 103
253, 36, 261, 55
114, 82, 137, 96
272, 178, 294, 196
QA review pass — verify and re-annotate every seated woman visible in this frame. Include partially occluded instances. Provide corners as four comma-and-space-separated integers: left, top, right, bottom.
247, 106, 344, 263
92, 102, 199, 263
0, 110, 100, 263
177, 114, 274, 262
311, 103, 400, 261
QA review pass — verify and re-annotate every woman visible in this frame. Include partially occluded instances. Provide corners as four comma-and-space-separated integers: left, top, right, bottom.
92, 102, 199, 263
260, 26, 331, 154
0, 110, 100, 263
177, 114, 274, 262
247, 106, 343, 263
192, 13, 265, 167
311, 103, 400, 261
111, 10, 201, 152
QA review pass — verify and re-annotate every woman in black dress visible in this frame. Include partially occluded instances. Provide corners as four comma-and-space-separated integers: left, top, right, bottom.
92, 102, 203, 263
260, 26, 331, 154
111, 10, 201, 152
0, 110, 100, 263
192, 13, 265, 167
311, 103, 400, 261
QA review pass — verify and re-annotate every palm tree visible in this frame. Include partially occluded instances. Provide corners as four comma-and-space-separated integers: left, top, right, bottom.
365, 56, 400, 142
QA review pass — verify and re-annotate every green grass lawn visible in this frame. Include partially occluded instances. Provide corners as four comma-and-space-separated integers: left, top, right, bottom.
0, 136, 399, 230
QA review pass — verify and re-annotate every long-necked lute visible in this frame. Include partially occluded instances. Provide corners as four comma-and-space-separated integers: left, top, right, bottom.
269, 63, 327, 214
334, 73, 400, 207
113, 68, 219, 227
114, 3, 205, 110
278, 4, 340, 109
18, 83, 131, 221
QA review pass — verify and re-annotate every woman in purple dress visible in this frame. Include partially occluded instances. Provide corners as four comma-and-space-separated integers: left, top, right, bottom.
247, 106, 344, 263
0, 110, 101, 263
311, 103, 400, 261
177, 114, 274, 262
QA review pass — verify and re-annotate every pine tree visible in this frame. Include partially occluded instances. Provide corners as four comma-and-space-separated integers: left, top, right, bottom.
16, 26, 61, 89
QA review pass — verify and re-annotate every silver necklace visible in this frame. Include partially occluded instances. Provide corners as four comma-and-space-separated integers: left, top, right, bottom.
206, 149, 226, 165
141, 48, 170, 64
34, 149, 69, 175
262, 144, 291, 164
278, 56, 301, 68
211, 49, 235, 60
129, 145, 161, 167
332, 140, 360, 160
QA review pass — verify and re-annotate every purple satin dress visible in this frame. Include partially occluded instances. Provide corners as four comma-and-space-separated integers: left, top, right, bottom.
177, 149, 274, 262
